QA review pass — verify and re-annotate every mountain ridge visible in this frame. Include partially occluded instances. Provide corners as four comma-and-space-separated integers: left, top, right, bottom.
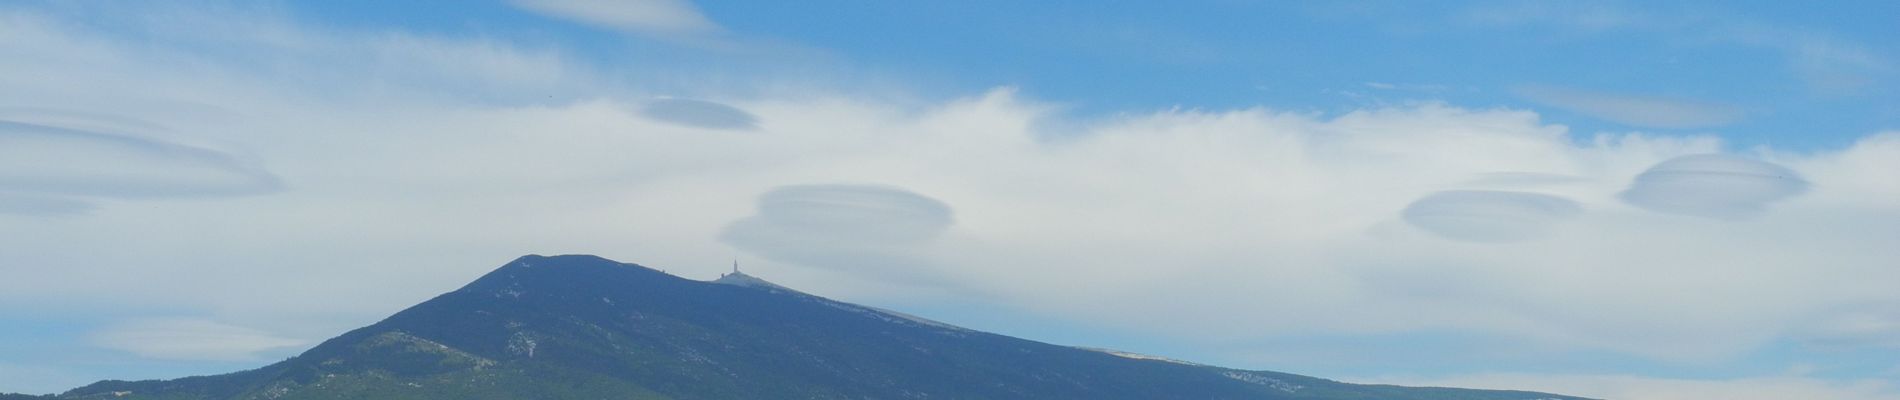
32, 254, 1594, 400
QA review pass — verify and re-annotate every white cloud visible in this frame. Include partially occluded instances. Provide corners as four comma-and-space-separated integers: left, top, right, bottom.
1513, 85, 1745, 129
510, 0, 720, 36
90, 318, 305, 361
9, 56, 1894, 365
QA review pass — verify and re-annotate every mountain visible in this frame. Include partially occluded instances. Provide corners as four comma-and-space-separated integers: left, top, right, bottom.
48, 255, 1594, 400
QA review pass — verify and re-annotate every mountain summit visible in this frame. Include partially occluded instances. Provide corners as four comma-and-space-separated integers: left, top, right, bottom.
711, 261, 798, 293
45, 255, 1592, 400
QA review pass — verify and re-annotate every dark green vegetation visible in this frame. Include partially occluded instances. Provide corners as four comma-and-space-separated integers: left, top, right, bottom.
52, 255, 1594, 399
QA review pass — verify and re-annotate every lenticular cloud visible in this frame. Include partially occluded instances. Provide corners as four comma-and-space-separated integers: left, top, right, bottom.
747, 184, 954, 244
638, 98, 760, 131
1620, 154, 1808, 219
718, 184, 955, 283
1402, 190, 1583, 242
0, 120, 282, 198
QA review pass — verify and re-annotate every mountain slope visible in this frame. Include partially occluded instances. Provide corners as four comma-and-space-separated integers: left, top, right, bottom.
58, 255, 1593, 400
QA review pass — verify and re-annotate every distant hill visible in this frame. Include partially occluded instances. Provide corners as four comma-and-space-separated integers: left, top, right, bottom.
51, 255, 1593, 400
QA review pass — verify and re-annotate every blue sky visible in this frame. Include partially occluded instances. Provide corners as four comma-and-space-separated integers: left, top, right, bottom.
277, 0, 1900, 148
3, 1, 1900, 398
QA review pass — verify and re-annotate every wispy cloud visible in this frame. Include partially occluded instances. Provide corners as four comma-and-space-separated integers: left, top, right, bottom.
1513, 85, 1745, 129
1362, 82, 1460, 94
1464, 3, 1892, 96
90, 318, 305, 361
510, 0, 721, 37
1459, 1, 1649, 32
1798, 306, 1900, 349
0, 192, 96, 216
0, 120, 281, 199
1721, 25, 1894, 95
